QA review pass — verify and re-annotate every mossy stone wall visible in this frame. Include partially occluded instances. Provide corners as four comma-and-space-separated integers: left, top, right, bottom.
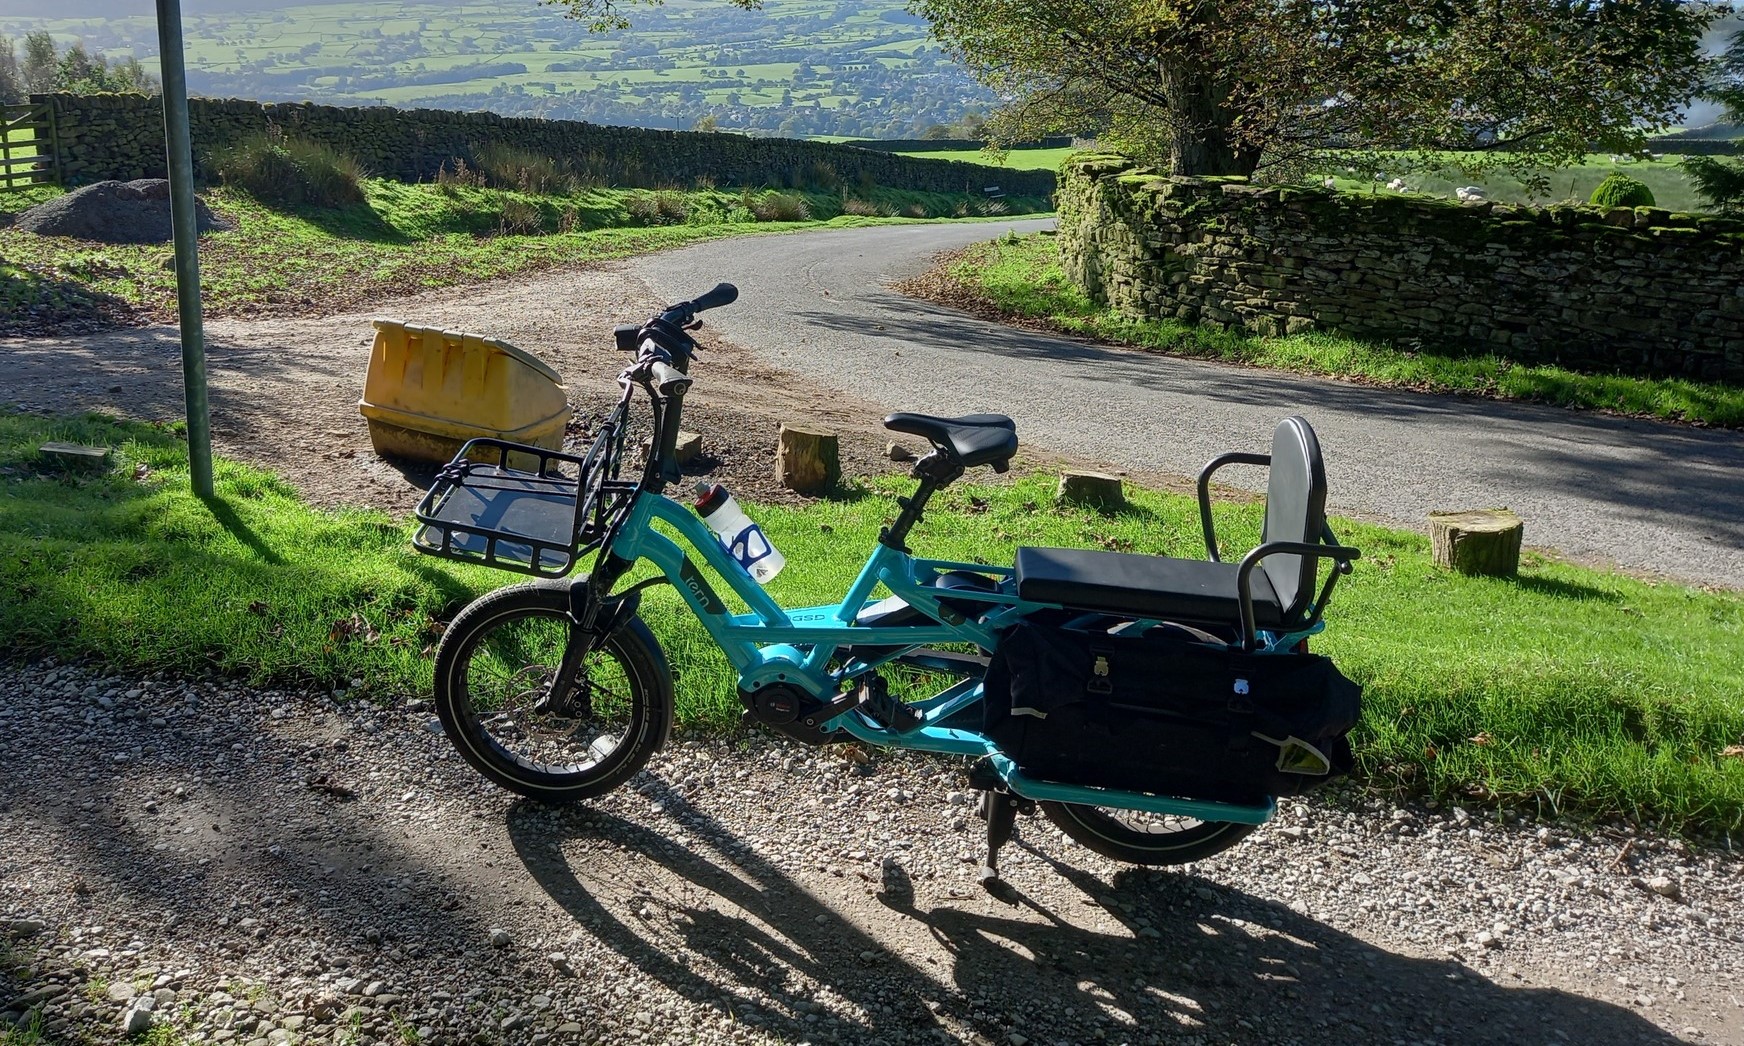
1057, 154, 1744, 383
36, 93, 1056, 198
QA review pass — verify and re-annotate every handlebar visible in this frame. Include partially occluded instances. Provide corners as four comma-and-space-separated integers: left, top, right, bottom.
618, 283, 736, 491
687, 281, 738, 314
621, 282, 738, 397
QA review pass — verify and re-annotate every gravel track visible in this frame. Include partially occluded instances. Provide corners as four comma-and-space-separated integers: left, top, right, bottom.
3, 659, 1741, 1046
627, 222, 1744, 588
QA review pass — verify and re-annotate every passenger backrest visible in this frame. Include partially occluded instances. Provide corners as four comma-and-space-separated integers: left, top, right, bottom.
1261, 416, 1328, 622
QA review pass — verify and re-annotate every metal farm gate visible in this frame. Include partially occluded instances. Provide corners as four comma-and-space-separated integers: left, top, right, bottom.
1, 102, 58, 192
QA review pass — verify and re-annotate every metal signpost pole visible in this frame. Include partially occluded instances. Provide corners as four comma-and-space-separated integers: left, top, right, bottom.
152, 0, 214, 498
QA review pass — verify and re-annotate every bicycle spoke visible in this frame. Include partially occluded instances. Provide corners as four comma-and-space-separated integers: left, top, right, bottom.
458, 611, 638, 774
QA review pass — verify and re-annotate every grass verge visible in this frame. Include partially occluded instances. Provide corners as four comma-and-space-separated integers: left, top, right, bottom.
903, 234, 1744, 429
0, 180, 1049, 326
4, 412, 1741, 835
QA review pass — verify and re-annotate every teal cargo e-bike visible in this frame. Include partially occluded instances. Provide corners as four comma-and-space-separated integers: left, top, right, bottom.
412, 284, 1363, 886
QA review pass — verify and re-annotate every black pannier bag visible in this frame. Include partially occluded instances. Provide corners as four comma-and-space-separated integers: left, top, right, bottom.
982, 620, 1361, 803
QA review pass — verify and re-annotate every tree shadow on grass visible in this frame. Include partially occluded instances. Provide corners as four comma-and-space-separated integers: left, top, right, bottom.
239, 195, 414, 245
0, 262, 138, 337
507, 773, 1678, 1045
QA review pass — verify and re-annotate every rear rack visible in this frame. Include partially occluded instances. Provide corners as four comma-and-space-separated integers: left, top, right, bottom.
412, 427, 635, 578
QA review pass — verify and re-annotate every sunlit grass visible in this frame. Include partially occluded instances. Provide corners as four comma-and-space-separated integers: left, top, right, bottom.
4, 411, 1741, 834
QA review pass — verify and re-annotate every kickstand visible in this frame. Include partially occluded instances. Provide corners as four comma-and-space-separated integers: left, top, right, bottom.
977, 791, 1027, 904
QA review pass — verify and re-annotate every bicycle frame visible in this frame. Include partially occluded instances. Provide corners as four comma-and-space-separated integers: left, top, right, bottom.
605, 489, 1277, 826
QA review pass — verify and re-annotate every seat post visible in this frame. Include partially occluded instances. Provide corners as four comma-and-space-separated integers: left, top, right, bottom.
879, 450, 961, 553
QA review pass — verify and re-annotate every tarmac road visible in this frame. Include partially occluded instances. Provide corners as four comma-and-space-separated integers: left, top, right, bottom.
629, 220, 1744, 587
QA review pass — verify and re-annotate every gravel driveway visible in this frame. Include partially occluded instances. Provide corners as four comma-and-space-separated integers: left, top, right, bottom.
628, 222, 1744, 588
3, 660, 1740, 1045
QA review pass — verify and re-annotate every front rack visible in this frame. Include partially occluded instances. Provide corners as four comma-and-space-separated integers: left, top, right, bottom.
412, 424, 635, 578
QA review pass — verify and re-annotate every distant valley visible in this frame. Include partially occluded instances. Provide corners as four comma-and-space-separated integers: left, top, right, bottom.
0, 0, 997, 138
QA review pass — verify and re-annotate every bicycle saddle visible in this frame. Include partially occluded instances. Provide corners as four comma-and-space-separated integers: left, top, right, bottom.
883, 412, 1017, 469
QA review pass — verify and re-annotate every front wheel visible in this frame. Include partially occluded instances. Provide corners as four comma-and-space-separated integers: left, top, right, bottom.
432, 578, 673, 802
1040, 802, 1256, 865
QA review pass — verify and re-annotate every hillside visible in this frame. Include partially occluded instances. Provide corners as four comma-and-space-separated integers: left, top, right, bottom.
0, 0, 997, 139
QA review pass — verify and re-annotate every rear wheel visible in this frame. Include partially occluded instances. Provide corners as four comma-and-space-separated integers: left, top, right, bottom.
433, 579, 673, 802
1040, 802, 1256, 865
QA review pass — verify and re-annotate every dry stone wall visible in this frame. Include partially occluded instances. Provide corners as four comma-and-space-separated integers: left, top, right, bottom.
35, 93, 1055, 198
1057, 154, 1744, 383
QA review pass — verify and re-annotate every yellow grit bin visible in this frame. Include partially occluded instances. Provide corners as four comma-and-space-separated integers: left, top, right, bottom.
359, 319, 570, 463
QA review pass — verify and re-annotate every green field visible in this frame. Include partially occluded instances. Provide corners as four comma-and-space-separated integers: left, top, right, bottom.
896, 145, 1079, 171
1324, 155, 1705, 211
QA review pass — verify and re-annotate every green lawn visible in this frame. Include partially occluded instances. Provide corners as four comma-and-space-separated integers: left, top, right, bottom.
3, 411, 1740, 835
911, 234, 1744, 428
0, 179, 1048, 324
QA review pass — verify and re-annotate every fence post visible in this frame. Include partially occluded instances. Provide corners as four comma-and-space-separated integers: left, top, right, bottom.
43, 98, 61, 183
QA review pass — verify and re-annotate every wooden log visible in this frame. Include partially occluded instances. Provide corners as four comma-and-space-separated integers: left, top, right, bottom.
674, 430, 703, 465
1429, 508, 1523, 577
1057, 470, 1126, 510
39, 442, 110, 467
775, 423, 840, 493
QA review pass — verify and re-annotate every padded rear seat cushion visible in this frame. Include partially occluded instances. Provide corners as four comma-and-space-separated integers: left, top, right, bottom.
1014, 547, 1285, 626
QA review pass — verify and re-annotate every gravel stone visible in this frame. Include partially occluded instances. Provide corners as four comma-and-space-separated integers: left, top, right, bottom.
120, 996, 155, 1036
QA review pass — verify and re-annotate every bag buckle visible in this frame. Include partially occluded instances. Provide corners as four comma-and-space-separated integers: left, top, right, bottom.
1086, 654, 1113, 695
1252, 733, 1334, 776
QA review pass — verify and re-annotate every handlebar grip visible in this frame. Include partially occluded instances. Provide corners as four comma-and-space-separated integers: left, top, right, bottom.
689, 282, 738, 313
648, 361, 692, 396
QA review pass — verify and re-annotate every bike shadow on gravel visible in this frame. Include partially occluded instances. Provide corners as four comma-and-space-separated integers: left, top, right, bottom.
505, 782, 958, 1043
878, 852, 1680, 1045
507, 779, 1677, 1046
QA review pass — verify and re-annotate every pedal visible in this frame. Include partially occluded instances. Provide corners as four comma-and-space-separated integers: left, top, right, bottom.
855, 675, 926, 734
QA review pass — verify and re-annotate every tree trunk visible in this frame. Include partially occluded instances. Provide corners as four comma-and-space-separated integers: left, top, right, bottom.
1159, 60, 1260, 177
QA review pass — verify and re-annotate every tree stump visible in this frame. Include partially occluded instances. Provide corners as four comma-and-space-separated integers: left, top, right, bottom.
1429, 508, 1523, 577
1057, 470, 1126, 511
776, 424, 840, 493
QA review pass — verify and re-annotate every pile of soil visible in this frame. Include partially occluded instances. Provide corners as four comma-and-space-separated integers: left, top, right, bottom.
13, 179, 230, 244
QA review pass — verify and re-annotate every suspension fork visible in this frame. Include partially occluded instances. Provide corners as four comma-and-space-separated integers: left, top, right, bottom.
542, 555, 647, 716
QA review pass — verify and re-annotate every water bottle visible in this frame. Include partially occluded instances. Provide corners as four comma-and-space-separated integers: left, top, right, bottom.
693, 482, 785, 583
